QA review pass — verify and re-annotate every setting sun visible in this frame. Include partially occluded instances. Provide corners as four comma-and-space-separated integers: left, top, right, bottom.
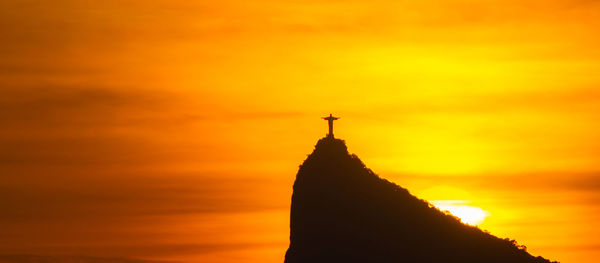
431, 200, 490, 226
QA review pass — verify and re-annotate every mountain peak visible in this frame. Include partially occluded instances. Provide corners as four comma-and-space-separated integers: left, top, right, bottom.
313, 136, 348, 155
285, 137, 556, 263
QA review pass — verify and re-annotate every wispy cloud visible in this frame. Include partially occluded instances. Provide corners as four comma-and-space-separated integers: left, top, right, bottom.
0, 254, 179, 263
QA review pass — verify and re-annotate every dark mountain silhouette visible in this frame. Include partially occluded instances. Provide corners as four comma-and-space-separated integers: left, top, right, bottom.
285, 137, 556, 263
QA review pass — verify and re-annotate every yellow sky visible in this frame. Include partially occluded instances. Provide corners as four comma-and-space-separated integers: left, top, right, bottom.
1, 0, 600, 263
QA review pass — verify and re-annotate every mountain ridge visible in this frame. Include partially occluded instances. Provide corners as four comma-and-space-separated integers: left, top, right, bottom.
284, 137, 556, 263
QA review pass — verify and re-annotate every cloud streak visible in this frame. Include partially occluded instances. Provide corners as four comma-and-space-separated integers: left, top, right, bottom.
0, 255, 178, 263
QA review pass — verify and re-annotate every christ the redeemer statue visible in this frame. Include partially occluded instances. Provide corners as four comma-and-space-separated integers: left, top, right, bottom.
322, 114, 340, 138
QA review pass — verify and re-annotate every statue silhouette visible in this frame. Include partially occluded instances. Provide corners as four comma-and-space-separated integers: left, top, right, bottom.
322, 114, 339, 138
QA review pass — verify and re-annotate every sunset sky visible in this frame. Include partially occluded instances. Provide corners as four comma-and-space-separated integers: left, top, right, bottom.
1, 0, 600, 262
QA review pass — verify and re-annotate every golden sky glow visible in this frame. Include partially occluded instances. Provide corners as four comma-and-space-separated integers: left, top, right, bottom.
1, 0, 600, 263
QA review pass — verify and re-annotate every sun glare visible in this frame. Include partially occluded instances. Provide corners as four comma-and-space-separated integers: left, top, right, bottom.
431, 200, 490, 225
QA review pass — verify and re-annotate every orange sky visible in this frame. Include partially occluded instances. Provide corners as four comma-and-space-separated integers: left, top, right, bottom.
1, 1, 600, 262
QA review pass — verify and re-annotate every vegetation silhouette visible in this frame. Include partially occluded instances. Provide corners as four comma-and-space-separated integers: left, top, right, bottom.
285, 137, 556, 263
